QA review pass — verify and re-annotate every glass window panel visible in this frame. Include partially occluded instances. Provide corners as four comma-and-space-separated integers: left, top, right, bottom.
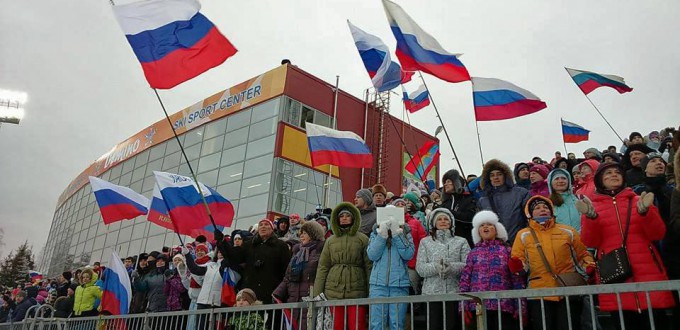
178, 160, 198, 177
108, 164, 122, 180
149, 144, 166, 161
221, 145, 246, 166
218, 162, 244, 185
273, 193, 290, 214
132, 165, 146, 183
118, 225, 133, 244
122, 158, 136, 174
145, 158, 163, 176
183, 126, 204, 147
292, 179, 307, 200
248, 117, 277, 142
246, 135, 275, 159
197, 169, 219, 187
243, 153, 273, 178
237, 193, 269, 218
104, 231, 119, 248
164, 232, 181, 248
166, 136, 184, 154
234, 214, 265, 232
315, 111, 332, 128
284, 98, 301, 126
148, 223, 167, 236
127, 240, 143, 258
251, 97, 281, 123
135, 150, 150, 168
142, 176, 156, 193
218, 180, 240, 200
93, 235, 105, 250
83, 239, 94, 254
198, 152, 221, 173
289, 198, 306, 217
201, 135, 225, 156
224, 126, 248, 149
119, 172, 132, 186
144, 235, 165, 253
100, 170, 110, 181
300, 106, 315, 129
226, 109, 251, 131
162, 152, 182, 171
184, 144, 201, 161
131, 222, 147, 240
129, 180, 143, 194
204, 118, 227, 139
241, 174, 271, 198
90, 250, 103, 264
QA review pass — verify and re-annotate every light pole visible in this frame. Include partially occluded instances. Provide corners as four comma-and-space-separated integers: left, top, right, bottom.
0, 89, 28, 126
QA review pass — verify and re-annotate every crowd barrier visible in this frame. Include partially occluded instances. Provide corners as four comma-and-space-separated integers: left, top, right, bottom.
2, 280, 679, 330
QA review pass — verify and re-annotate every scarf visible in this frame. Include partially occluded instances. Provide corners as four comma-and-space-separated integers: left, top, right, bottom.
289, 241, 317, 281
189, 255, 212, 289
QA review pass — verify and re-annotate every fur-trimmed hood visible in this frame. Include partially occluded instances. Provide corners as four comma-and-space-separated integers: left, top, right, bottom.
301, 220, 326, 241
471, 210, 509, 244
330, 202, 361, 236
480, 159, 514, 190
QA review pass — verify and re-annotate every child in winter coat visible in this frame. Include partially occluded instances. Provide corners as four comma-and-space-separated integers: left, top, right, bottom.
416, 208, 471, 330
228, 289, 265, 330
367, 206, 415, 330
459, 210, 525, 330
284, 213, 304, 241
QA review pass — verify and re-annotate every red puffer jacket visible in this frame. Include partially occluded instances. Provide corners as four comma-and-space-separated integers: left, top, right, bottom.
581, 188, 675, 311
575, 159, 600, 199
406, 213, 426, 269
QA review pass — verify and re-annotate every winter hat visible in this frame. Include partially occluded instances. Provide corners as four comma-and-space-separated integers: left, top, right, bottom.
403, 192, 421, 208
601, 152, 621, 163
427, 208, 455, 231
236, 288, 257, 304
629, 132, 643, 141
524, 195, 555, 219
471, 210, 509, 244
594, 162, 627, 194
289, 213, 302, 225
430, 189, 441, 198
195, 244, 209, 254
372, 184, 387, 197
391, 198, 406, 206
624, 143, 655, 165
640, 152, 666, 173
338, 209, 353, 218
62, 271, 72, 282
529, 164, 549, 180
442, 169, 465, 193
301, 221, 326, 241
386, 192, 395, 199
550, 170, 569, 182
172, 254, 185, 263
258, 218, 274, 230
583, 148, 603, 160
233, 233, 242, 240
355, 188, 373, 206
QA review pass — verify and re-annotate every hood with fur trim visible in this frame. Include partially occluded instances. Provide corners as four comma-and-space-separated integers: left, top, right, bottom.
480, 159, 514, 190
301, 220, 326, 241
330, 202, 361, 237
471, 210, 509, 244
426, 208, 455, 237
523, 195, 555, 220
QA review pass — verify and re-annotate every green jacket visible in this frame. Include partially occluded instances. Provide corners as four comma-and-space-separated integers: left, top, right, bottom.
313, 202, 372, 299
73, 272, 102, 316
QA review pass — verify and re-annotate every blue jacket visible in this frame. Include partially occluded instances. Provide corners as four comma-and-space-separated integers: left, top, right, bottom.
11, 297, 36, 322
548, 168, 581, 232
478, 184, 530, 244
367, 226, 414, 288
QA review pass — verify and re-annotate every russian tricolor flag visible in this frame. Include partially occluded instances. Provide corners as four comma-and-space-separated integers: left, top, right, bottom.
153, 171, 234, 238
348, 21, 402, 92
28, 270, 43, 282
101, 251, 132, 315
402, 84, 430, 113
89, 176, 150, 225
472, 77, 547, 121
562, 119, 590, 143
306, 123, 373, 168
113, 0, 237, 89
382, 0, 470, 83
566, 68, 632, 95
147, 184, 175, 231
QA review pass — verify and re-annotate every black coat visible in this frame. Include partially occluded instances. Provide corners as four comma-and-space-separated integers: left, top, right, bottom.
667, 189, 680, 279
11, 297, 36, 322
439, 192, 477, 247
53, 295, 74, 318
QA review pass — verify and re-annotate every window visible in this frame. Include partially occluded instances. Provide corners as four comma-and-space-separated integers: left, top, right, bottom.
119, 172, 132, 186
131, 222, 147, 240
217, 181, 241, 200
130, 180, 143, 194
104, 231, 119, 248
241, 173, 271, 198
315, 111, 332, 128
203, 118, 227, 139
243, 153, 273, 178
248, 116, 277, 142
183, 126, 204, 147
144, 235, 165, 253
300, 106, 315, 129
237, 193, 268, 218
132, 165, 146, 183
198, 152, 221, 173
218, 162, 244, 185
201, 135, 225, 156
283, 98, 301, 126
251, 97, 281, 123
221, 145, 246, 166
197, 169, 219, 187
108, 164, 122, 181
121, 158, 136, 174
226, 109, 251, 131
145, 158, 163, 176
142, 176, 156, 193
246, 135, 275, 159
184, 144, 201, 161
162, 152, 182, 171
149, 144, 167, 161
224, 126, 248, 149
166, 136, 184, 154
135, 150, 150, 168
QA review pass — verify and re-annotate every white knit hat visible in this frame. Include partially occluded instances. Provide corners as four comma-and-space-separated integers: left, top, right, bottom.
471, 210, 509, 244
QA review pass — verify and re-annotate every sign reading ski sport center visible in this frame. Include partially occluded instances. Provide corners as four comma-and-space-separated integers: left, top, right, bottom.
57, 66, 288, 207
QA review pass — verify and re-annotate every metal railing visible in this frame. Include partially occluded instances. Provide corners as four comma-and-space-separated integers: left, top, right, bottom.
1, 280, 678, 330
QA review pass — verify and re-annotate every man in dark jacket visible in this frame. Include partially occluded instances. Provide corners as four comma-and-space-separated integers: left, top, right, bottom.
513, 163, 531, 190
56, 271, 71, 298
623, 143, 654, 187
129, 253, 150, 314
439, 169, 477, 246
11, 291, 36, 322
477, 159, 531, 243
217, 219, 291, 304
355, 188, 377, 236
274, 216, 290, 238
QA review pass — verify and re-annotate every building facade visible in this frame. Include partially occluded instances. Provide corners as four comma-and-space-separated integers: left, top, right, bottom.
39, 65, 438, 275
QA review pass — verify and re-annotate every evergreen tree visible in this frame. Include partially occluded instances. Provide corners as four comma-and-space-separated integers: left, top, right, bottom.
0, 241, 35, 288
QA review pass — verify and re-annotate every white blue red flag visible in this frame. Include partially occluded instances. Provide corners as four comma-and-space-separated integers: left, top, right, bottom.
347, 21, 403, 92
566, 67, 632, 95
561, 119, 590, 143
101, 251, 132, 315
153, 171, 234, 239
112, 0, 237, 89
89, 176, 150, 225
273, 295, 298, 330
147, 184, 175, 232
471, 77, 547, 121
382, 0, 470, 83
402, 84, 430, 113
306, 123, 373, 168
28, 270, 43, 282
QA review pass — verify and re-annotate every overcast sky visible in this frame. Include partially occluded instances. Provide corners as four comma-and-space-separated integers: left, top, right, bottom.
1, 0, 678, 260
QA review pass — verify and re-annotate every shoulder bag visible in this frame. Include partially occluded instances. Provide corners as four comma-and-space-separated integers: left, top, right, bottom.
528, 227, 587, 287
596, 197, 633, 284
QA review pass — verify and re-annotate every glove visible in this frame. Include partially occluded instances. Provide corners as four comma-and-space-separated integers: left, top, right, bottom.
464, 311, 473, 325
637, 192, 655, 214
377, 223, 390, 239
441, 263, 453, 276
214, 229, 224, 242
585, 265, 596, 277
508, 257, 524, 274
393, 228, 404, 237
181, 246, 190, 255
389, 220, 402, 235
434, 262, 444, 274
575, 196, 597, 219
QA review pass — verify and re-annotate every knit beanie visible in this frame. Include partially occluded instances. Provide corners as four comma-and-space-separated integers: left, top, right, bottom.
355, 188, 373, 206
640, 153, 665, 173
195, 244, 209, 254
524, 195, 555, 219
403, 192, 421, 209
62, 271, 72, 282
236, 289, 257, 304
471, 210, 509, 244
583, 147, 603, 160
427, 208, 455, 231
529, 164, 549, 180
258, 219, 274, 230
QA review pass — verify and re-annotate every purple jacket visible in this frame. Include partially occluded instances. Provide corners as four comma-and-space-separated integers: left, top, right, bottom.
459, 239, 526, 317
164, 273, 186, 311
530, 180, 550, 198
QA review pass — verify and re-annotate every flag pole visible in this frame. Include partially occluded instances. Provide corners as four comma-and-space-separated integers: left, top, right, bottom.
361, 88, 369, 189
418, 72, 466, 177
561, 117, 569, 155
401, 101, 428, 182
473, 119, 484, 165
564, 68, 624, 144
385, 110, 430, 188
324, 76, 340, 209
152, 89, 218, 232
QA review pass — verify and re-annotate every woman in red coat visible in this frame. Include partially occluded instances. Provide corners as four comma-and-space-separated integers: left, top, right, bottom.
577, 162, 675, 329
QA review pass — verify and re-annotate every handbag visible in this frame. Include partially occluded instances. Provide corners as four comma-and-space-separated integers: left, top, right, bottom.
596, 197, 633, 284
528, 228, 587, 287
